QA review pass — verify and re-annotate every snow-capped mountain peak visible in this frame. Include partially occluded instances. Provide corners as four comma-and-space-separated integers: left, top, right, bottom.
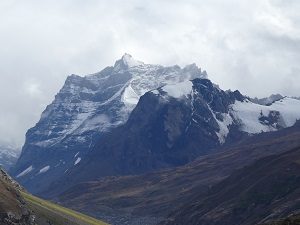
11, 55, 300, 196
114, 53, 144, 70
12, 55, 209, 193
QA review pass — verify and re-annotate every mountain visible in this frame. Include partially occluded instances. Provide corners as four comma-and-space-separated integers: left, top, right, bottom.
12, 54, 300, 196
46, 80, 300, 197
161, 143, 300, 225
11, 54, 207, 194
55, 122, 300, 225
0, 144, 19, 170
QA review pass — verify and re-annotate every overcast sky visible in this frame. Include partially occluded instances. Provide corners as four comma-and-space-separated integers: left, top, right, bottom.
0, 0, 300, 147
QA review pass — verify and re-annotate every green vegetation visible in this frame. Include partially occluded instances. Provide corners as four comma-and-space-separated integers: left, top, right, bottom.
21, 191, 109, 225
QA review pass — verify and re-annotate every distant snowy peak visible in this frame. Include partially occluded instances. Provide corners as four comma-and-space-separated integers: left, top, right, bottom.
232, 97, 300, 134
151, 83, 300, 143
114, 53, 144, 70
121, 53, 144, 67
250, 94, 284, 106
161, 80, 193, 98
119, 56, 207, 108
0, 145, 19, 170
36, 54, 208, 149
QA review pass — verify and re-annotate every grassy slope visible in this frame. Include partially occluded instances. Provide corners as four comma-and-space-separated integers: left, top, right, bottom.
21, 191, 109, 225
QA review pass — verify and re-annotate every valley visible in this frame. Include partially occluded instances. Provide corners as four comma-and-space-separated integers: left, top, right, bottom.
2, 1, 300, 225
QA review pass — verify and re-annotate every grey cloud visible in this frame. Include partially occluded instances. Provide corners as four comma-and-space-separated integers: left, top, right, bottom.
0, 0, 299, 146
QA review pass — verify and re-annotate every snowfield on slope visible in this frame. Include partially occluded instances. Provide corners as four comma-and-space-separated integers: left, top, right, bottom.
231, 97, 300, 134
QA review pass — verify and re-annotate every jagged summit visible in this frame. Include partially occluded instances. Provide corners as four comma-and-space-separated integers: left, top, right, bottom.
113, 53, 144, 69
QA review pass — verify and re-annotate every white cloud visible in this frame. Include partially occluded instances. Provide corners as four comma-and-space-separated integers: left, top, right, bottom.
0, 0, 299, 146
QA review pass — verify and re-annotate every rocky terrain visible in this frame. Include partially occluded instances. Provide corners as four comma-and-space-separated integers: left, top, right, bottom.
0, 168, 34, 225
0, 167, 108, 225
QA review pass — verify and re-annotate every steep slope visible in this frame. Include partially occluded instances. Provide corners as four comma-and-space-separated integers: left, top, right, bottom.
56, 122, 300, 225
46, 78, 244, 194
46, 79, 300, 197
161, 143, 300, 225
0, 144, 19, 170
0, 168, 108, 225
21, 192, 108, 225
0, 168, 33, 224
12, 54, 206, 194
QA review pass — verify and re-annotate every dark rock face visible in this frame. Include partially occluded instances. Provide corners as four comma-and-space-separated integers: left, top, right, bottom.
43, 78, 246, 197
251, 94, 284, 106
259, 110, 284, 129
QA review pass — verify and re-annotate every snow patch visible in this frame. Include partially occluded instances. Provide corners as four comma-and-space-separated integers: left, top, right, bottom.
74, 157, 81, 165
38, 165, 50, 174
78, 114, 111, 133
162, 80, 193, 98
122, 84, 139, 105
17, 165, 33, 178
207, 105, 233, 144
215, 113, 233, 144
151, 90, 159, 95
122, 53, 144, 67
231, 97, 300, 133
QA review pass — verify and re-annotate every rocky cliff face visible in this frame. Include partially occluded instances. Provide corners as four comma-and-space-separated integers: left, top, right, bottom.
12, 55, 300, 196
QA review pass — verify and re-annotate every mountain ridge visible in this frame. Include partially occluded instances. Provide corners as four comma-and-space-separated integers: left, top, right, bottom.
11, 55, 300, 197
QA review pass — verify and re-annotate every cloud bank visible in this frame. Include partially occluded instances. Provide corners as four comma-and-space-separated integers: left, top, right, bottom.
0, 0, 299, 146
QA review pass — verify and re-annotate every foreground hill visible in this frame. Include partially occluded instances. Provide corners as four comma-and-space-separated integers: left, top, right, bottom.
22, 192, 108, 225
0, 168, 108, 225
56, 122, 300, 224
0, 168, 32, 224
